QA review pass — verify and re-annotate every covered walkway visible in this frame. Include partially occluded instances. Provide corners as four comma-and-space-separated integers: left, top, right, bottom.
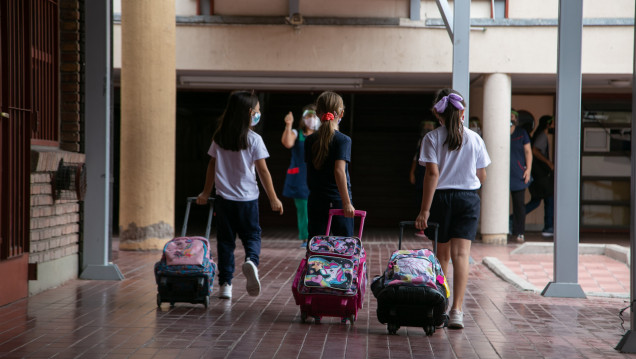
0, 228, 631, 358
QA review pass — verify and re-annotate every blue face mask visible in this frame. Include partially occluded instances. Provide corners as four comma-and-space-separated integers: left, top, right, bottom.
251, 112, 261, 127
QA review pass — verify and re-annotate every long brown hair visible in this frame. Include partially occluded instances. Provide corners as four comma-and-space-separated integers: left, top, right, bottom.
432, 88, 466, 151
312, 91, 344, 169
213, 91, 258, 151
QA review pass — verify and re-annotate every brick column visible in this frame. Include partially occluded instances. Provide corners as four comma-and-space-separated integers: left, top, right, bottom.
119, 0, 176, 250
59, 0, 82, 153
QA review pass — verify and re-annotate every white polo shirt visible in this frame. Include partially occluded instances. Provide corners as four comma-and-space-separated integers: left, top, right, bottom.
208, 130, 269, 201
419, 126, 491, 190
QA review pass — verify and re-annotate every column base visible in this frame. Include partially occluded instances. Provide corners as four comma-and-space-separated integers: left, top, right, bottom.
616, 330, 636, 353
80, 263, 124, 280
119, 238, 170, 251
541, 281, 586, 298
481, 233, 508, 244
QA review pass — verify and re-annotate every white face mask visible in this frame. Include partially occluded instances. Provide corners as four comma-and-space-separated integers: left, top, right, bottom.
303, 116, 320, 131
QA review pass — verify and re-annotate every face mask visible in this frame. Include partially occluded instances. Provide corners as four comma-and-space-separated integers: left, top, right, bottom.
251, 112, 261, 127
304, 116, 320, 131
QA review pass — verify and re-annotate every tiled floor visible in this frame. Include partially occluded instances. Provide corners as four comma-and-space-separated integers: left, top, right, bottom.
0, 228, 634, 358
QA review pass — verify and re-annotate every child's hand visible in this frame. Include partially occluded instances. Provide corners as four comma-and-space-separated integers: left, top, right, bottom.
196, 192, 209, 205
284, 112, 294, 126
415, 211, 430, 230
271, 198, 283, 215
343, 203, 355, 218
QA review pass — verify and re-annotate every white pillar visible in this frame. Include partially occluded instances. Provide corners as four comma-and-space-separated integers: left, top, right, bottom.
481, 73, 511, 244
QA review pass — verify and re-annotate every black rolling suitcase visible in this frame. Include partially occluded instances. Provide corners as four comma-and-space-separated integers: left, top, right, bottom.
154, 197, 216, 308
371, 221, 449, 335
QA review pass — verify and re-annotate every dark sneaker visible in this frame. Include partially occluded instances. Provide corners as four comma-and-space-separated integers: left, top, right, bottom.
242, 260, 261, 296
541, 228, 554, 237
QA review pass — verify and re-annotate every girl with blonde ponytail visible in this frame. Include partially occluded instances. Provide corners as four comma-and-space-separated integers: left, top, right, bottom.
305, 91, 355, 238
415, 88, 491, 330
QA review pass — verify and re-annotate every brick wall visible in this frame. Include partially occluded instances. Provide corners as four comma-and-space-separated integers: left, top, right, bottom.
29, 150, 84, 264
28, 0, 84, 268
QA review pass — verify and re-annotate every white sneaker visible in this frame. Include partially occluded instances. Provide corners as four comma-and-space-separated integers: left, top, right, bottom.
242, 260, 261, 296
447, 309, 464, 329
219, 283, 232, 299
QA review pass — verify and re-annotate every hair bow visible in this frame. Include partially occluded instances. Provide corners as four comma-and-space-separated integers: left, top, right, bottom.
321, 113, 335, 122
434, 93, 464, 113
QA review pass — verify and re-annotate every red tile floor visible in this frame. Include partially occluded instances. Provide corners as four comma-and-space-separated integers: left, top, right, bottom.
0, 228, 634, 358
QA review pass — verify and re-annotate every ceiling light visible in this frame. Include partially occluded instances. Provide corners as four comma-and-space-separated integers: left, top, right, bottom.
179, 76, 364, 90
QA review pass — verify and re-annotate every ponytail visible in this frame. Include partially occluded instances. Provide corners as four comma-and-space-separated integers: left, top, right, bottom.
312, 91, 344, 169
432, 88, 466, 151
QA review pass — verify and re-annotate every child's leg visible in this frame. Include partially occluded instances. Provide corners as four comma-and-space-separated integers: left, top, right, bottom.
294, 198, 308, 241
436, 241, 451, 278
215, 197, 237, 285
449, 237, 472, 311
236, 199, 262, 265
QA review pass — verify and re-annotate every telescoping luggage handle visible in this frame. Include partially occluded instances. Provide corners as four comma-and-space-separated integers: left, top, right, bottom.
399, 221, 439, 254
326, 209, 367, 239
182, 197, 215, 239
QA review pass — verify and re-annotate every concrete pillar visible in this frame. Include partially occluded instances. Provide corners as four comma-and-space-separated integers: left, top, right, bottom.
480, 73, 511, 244
119, 0, 176, 250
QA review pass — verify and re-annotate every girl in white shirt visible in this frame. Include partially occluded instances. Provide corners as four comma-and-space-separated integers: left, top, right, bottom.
415, 88, 491, 329
197, 91, 283, 300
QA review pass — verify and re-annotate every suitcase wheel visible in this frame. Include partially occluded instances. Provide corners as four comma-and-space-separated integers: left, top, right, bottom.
300, 312, 308, 323
341, 314, 356, 324
204, 296, 210, 309
424, 325, 435, 336
156, 294, 162, 308
387, 323, 399, 335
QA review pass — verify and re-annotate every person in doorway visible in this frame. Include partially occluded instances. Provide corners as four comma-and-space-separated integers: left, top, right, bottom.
305, 91, 355, 239
509, 109, 532, 243
281, 105, 320, 248
415, 88, 491, 329
197, 91, 284, 300
469, 116, 482, 137
526, 115, 555, 237
410, 120, 436, 238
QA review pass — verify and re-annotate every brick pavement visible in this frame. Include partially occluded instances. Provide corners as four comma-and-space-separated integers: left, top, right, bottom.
0, 228, 633, 358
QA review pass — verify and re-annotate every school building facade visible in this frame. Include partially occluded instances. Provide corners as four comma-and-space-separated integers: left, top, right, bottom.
0, 0, 634, 306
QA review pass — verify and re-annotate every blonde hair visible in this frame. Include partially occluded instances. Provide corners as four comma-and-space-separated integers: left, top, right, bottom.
312, 91, 344, 169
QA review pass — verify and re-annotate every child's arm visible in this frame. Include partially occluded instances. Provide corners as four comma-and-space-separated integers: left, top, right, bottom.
196, 157, 216, 205
415, 162, 439, 230
334, 159, 355, 218
281, 112, 297, 149
476, 168, 487, 184
255, 159, 284, 214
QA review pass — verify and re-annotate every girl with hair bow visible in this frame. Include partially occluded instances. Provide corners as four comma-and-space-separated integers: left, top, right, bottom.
415, 88, 491, 329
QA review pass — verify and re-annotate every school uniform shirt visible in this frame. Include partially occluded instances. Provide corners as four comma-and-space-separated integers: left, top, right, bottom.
419, 126, 491, 190
207, 130, 269, 202
510, 126, 531, 191
304, 131, 352, 200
